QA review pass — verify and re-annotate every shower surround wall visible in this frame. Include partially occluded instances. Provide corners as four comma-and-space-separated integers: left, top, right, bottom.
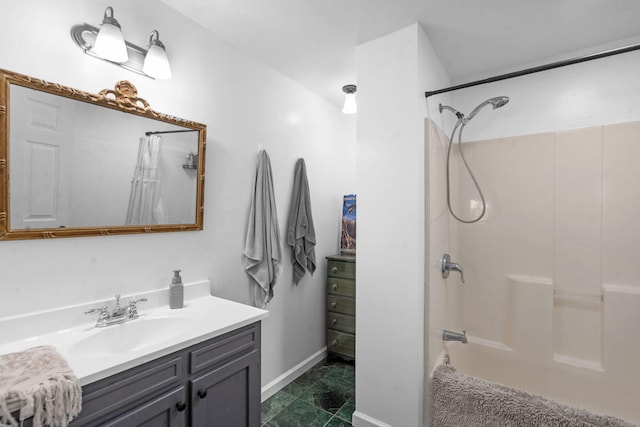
436, 121, 640, 423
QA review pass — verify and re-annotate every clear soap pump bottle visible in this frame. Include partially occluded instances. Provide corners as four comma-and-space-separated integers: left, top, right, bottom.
170, 269, 184, 309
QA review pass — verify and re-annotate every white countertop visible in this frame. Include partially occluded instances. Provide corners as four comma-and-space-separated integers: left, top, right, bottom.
0, 281, 268, 392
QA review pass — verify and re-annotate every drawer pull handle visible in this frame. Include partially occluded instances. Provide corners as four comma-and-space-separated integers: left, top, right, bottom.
330, 301, 337, 309
331, 283, 338, 290
332, 339, 338, 347
176, 401, 187, 412
332, 318, 338, 325
197, 389, 208, 399
331, 267, 338, 274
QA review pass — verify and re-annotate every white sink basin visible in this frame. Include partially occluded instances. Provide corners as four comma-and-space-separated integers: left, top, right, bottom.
69, 316, 194, 356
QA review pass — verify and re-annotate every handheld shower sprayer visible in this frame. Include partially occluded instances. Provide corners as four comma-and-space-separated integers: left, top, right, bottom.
464, 96, 509, 123
438, 96, 510, 223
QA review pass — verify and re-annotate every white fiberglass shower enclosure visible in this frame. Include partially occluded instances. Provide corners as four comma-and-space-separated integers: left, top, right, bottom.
426, 45, 640, 425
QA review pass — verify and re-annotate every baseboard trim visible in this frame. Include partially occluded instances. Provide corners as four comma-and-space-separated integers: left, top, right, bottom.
261, 347, 327, 402
352, 410, 393, 427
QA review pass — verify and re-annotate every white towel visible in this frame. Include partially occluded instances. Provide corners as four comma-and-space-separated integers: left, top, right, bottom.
286, 158, 316, 284
0, 345, 82, 427
243, 150, 282, 307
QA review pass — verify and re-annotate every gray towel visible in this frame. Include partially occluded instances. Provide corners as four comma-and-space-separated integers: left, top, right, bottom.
286, 158, 316, 284
431, 364, 635, 427
243, 150, 282, 308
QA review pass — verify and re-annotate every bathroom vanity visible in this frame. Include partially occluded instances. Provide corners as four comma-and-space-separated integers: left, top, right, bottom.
68, 322, 261, 426
1, 281, 268, 427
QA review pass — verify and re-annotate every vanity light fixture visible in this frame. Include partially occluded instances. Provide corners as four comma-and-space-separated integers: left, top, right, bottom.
71, 6, 172, 79
342, 84, 357, 114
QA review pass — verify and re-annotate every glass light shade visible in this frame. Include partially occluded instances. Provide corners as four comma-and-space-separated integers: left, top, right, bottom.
143, 43, 172, 79
93, 23, 128, 62
342, 92, 357, 114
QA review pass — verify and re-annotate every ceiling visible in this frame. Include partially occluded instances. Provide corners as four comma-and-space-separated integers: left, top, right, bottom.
161, 0, 640, 108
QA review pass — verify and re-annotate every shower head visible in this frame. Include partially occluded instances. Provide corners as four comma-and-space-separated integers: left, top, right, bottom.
464, 96, 509, 123
439, 103, 464, 120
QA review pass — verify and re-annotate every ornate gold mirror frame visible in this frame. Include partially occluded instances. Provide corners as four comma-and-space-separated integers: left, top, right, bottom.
0, 69, 207, 240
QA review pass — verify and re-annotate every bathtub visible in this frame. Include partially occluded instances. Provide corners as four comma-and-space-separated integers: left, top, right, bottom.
434, 340, 639, 426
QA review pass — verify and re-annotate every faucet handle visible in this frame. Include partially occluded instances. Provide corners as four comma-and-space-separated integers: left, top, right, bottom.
84, 306, 109, 319
127, 298, 148, 319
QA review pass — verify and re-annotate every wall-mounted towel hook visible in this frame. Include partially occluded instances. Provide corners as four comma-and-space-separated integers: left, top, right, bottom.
258, 143, 264, 152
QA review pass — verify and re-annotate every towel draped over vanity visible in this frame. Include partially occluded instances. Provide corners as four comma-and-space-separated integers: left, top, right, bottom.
0, 345, 81, 427
286, 158, 316, 284
243, 150, 283, 308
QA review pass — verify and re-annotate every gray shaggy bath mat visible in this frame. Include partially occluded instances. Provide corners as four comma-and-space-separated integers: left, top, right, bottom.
431, 364, 635, 427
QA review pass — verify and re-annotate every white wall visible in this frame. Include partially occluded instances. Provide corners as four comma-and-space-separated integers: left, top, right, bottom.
0, 0, 356, 390
448, 44, 640, 141
354, 23, 449, 427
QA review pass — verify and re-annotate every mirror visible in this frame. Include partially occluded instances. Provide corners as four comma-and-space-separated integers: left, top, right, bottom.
0, 69, 206, 240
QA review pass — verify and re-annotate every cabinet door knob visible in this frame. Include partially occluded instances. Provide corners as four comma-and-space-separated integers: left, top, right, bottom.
331, 283, 338, 290
197, 389, 208, 399
176, 401, 187, 412
332, 339, 338, 347
332, 318, 338, 325
331, 267, 338, 274
330, 301, 337, 309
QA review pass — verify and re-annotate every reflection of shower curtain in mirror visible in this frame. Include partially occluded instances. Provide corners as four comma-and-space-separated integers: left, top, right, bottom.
126, 135, 168, 225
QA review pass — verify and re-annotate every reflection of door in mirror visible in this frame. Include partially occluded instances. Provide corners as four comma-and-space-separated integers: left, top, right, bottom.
10, 85, 74, 229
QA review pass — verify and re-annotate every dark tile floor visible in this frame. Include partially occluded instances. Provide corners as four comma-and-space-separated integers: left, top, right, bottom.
261, 359, 355, 427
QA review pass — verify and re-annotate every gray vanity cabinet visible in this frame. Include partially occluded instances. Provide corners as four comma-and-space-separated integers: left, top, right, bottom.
101, 387, 188, 427
63, 322, 261, 427
190, 351, 260, 426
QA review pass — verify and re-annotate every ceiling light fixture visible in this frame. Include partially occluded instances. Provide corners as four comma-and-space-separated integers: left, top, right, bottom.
342, 84, 357, 114
71, 6, 172, 80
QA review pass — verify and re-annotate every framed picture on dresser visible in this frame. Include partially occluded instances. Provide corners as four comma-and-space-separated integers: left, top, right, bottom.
340, 194, 356, 255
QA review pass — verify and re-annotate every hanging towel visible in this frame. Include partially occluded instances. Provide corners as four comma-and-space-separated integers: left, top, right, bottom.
286, 158, 316, 284
0, 346, 82, 427
243, 150, 282, 307
431, 364, 635, 427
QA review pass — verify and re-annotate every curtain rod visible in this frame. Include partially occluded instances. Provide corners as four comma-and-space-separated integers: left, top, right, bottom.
424, 42, 640, 98
145, 129, 198, 136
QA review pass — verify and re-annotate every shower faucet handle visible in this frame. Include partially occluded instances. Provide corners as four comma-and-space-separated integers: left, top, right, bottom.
442, 253, 465, 283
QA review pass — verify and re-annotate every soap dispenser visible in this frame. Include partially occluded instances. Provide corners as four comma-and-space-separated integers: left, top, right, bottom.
170, 269, 184, 309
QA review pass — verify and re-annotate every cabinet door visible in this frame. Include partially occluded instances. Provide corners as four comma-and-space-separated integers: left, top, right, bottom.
101, 387, 187, 427
191, 350, 260, 427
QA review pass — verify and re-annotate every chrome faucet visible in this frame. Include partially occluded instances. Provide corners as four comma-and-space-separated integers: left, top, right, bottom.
85, 295, 148, 328
111, 294, 127, 319
442, 253, 465, 283
443, 329, 467, 344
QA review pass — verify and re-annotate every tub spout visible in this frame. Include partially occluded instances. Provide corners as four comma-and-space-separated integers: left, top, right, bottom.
443, 329, 467, 344
442, 253, 465, 283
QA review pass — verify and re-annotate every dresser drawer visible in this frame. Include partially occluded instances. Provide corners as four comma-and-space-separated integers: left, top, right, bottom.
328, 295, 355, 316
327, 312, 355, 334
327, 260, 355, 279
327, 277, 355, 297
327, 330, 355, 359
